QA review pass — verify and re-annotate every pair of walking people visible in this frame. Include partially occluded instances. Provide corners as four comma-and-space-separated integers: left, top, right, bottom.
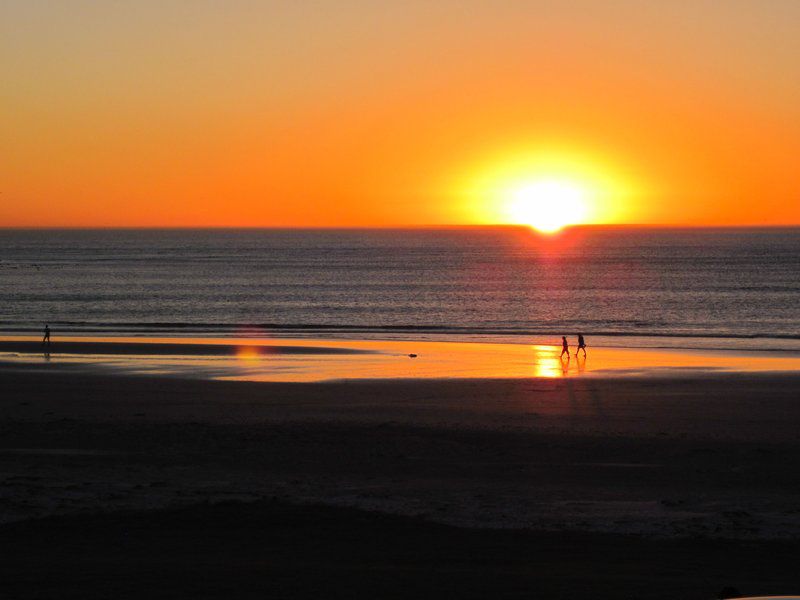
560, 334, 586, 358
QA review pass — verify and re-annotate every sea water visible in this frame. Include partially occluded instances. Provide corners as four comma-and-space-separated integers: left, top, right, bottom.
1, 227, 798, 351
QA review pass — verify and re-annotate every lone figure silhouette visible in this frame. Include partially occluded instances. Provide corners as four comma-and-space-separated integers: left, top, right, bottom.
42, 324, 51, 348
575, 333, 587, 358
560, 336, 570, 358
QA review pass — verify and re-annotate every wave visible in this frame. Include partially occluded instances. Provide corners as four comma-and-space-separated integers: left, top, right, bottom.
1, 321, 800, 341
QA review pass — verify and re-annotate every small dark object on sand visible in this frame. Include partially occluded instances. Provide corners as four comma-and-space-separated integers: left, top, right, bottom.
408, 354, 417, 358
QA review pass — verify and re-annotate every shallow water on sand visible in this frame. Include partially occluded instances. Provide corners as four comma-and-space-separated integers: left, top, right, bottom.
3, 336, 800, 382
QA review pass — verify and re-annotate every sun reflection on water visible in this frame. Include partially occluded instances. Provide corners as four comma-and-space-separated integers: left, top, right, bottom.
531, 345, 566, 378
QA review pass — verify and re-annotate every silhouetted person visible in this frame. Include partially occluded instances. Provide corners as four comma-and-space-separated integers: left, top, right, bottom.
576, 333, 586, 358
560, 336, 570, 358
42, 324, 51, 348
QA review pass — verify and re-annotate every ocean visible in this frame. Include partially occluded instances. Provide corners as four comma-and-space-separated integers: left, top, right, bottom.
1, 227, 798, 350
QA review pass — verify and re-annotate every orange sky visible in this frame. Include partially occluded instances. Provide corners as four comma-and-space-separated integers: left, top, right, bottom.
2, 1, 799, 227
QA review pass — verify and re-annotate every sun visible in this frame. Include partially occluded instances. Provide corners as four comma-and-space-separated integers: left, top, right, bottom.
451, 146, 635, 228
507, 179, 589, 233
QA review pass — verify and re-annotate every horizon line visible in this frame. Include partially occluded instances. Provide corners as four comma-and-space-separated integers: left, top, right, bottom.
2, 223, 800, 231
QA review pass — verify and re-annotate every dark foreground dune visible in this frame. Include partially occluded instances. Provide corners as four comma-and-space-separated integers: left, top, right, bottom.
2, 365, 800, 598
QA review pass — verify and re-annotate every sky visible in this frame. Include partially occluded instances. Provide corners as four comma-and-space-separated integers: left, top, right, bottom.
1, 0, 799, 228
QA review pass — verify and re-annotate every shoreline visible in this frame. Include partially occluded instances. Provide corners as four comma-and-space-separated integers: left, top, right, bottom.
0, 338, 376, 356
4, 329, 800, 353
2, 335, 800, 382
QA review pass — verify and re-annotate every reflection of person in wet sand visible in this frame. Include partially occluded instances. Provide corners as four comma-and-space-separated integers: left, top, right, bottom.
576, 333, 587, 358
560, 336, 570, 358
42, 324, 51, 348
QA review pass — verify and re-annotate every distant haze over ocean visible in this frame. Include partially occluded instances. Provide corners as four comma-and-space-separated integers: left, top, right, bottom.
1, 227, 799, 351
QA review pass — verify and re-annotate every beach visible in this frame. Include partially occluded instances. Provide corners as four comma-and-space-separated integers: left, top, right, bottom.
4, 335, 800, 381
3, 338, 800, 598
6, 0, 800, 594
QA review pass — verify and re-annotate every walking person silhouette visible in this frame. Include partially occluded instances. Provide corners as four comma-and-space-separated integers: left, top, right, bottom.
42, 324, 51, 348
560, 336, 570, 358
575, 333, 587, 358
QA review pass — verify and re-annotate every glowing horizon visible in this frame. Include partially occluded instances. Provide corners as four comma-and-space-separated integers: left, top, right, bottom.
2, 2, 800, 228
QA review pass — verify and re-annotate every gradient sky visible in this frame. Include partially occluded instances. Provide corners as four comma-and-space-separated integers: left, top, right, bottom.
2, 1, 799, 227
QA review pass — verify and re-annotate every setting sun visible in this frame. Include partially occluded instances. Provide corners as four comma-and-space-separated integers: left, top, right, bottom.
507, 180, 589, 233
453, 145, 633, 229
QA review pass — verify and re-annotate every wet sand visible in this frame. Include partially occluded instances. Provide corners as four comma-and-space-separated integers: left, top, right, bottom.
2, 365, 800, 597
0, 338, 375, 356
3, 335, 800, 382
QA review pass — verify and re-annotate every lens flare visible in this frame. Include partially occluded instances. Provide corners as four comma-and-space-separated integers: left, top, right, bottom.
236, 345, 261, 361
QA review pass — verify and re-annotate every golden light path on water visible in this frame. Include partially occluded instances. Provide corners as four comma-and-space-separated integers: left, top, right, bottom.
2, 337, 800, 382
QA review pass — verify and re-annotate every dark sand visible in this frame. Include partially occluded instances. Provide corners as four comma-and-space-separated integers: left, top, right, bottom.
3, 365, 800, 598
3, 500, 799, 600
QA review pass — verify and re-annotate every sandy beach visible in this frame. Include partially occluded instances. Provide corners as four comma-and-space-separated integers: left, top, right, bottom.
2, 344, 800, 598
6, 0, 800, 595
